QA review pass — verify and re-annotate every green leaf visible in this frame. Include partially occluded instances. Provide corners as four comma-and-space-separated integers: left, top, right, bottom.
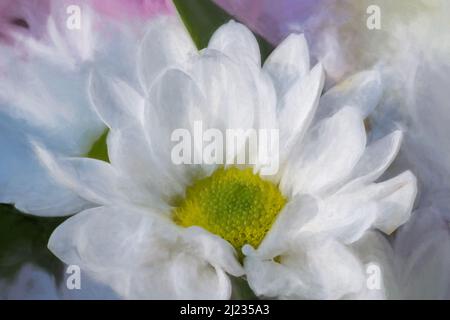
173, 0, 274, 61
86, 129, 109, 162
0, 204, 65, 281
230, 276, 258, 300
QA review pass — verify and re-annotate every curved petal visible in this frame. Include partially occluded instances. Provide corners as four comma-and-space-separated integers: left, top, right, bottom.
349, 231, 397, 299
137, 16, 196, 92
49, 206, 236, 299
88, 71, 144, 130
106, 126, 177, 204
263, 33, 310, 97
341, 171, 417, 235
277, 63, 325, 161
340, 130, 403, 191
167, 252, 232, 300
144, 68, 209, 189
310, 171, 417, 242
302, 198, 378, 244
244, 237, 365, 299
315, 70, 382, 122
244, 195, 318, 259
186, 49, 256, 131
145, 51, 258, 183
281, 107, 366, 197
35, 144, 120, 205
208, 20, 260, 67
0, 113, 93, 216
34, 144, 164, 211
182, 226, 244, 277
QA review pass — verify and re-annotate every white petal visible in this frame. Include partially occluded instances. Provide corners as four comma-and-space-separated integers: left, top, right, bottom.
145, 68, 208, 189
281, 107, 366, 197
106, 126, 177, 204
187, 49, 255, 131
244, 237, 365, 299
246, 66, 278, 176
371, 172, 417, 234
335, 171, 417, 236
146, 68, 206, 134
48, 206, 156, 272
88, 71, 144, 129
248, 195, 318, 259
0, 116, 92, 216
349, 231, 398, 299
252, 69, 278, 130
315, 70, 382, 121
303, 171, 416, 244
34, 144, 158, 209
264, 33, 310, 96
277, 63, 325, 161
208, 20, 261, 66
138, 16, 196, 92
0, 47, 104, 155
302, 198, 378, 244
169, 253, 232, 300
145, 52, 257, 181
182, 226, 244, 277
303, 172, 416, 243
341, 130, 403, 191
49, 206, 236, 299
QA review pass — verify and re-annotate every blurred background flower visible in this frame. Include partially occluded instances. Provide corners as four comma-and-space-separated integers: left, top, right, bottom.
0, 0, 49, 43
0, 0, 173, 43
0, 0, 173, 216
0, 0, 173, 299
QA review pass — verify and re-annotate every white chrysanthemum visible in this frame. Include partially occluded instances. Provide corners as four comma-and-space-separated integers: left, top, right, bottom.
0, 2, 147, 216
37, 17, 416, 299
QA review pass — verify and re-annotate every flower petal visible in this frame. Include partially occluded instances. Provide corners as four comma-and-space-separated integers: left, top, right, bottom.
302, 198, 378, 244
340, 130, 403, 191
244, 195, 318, 259
244, 237, 365, 299
89, 71, 144, 130
349, 231, 397, 299
263, 33, 310, 97
315, 70, 382, 121
371, 172, 417, 234
145, 68, 209, 188
0, 127, 91, 216
277, 63, 325, 161
281, 107, 366, 197
106, 126, 178, 204
34, 144, 163, 210
34, 145, 120, 205
49, 206, 236, 299
186, 49, 256, 131
137, 16, 196, 92
208, 20, 260, 67
315, 171, 417, 240
182, 226, 244, 277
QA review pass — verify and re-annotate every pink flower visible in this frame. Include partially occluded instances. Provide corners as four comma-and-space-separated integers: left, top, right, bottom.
0, 0, 50, 42
0, 0, 173, 44
91, 0, 173, 20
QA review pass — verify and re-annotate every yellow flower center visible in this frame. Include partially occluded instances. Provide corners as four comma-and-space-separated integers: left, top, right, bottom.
173, 167, 286, 250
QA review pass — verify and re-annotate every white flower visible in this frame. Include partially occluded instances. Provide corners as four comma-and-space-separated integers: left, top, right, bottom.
37, 17, 416, 299
0, 2, 146, 216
